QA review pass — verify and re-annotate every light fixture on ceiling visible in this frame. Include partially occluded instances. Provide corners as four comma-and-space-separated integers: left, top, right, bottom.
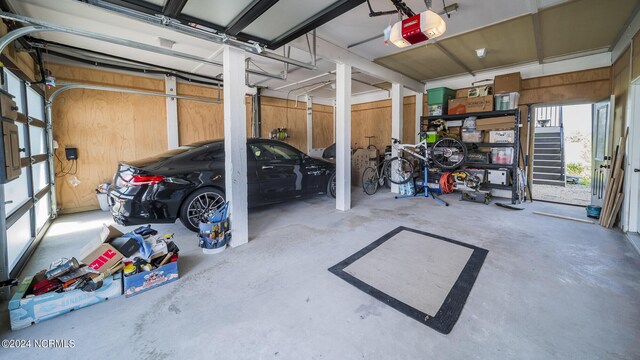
389, 10, 447, 48
475, 48, 487, 59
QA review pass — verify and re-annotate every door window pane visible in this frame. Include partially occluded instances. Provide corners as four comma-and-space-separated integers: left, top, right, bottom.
4, 69, 24, 113
32, 160, 49, 193
4, 170, 29, 216
30, 126, 46, 155
26, 87, 44, 120
36, 193, 50, 234
7, 211, 32, 271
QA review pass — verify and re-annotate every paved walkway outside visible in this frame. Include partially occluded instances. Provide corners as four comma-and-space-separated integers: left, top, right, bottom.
533, 184, 591, 206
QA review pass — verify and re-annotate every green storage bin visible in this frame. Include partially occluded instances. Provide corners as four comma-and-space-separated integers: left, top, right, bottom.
427, 87, 456, 105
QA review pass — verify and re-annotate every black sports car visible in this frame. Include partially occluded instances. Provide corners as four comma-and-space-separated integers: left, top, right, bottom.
108, 138, 336, 231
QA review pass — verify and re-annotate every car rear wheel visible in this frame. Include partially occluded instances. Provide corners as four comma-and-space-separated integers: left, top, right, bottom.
327, 172, 336, 198
179, 187, 226, 232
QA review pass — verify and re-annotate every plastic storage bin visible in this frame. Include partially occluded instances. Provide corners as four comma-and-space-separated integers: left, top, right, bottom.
427, 87, 456, 105
491, 147, 514, 164
461, 130, 482, 143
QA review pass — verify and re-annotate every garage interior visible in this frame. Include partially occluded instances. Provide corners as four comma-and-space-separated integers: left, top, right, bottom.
0, 0, 639, 358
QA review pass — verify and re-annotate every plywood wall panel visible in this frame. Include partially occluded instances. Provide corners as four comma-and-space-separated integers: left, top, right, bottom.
312, 104, 334, 148
633, 32, 640, 81
260, 96, 308, 151
48, 63, 165, 92
612, 47, 631, 155
53, 89, 166, 212
177, 84, 224, 145
403, 96, 416, 144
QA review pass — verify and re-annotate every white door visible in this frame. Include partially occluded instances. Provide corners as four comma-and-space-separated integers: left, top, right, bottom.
591, 99, 612, 206
627, 85, 640, 233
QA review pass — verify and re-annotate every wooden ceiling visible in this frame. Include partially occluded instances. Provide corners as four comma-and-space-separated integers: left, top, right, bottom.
374, 0, 640, 81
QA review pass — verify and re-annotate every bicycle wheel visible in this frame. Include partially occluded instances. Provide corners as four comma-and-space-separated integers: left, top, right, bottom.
362, 167, 379, 195
385, 157, 414, 185
431, 137, 467, 169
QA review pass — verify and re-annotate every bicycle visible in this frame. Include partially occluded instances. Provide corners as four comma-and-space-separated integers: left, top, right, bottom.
362, 135, 467, 195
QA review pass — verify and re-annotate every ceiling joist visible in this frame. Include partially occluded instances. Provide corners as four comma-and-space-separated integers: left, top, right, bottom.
531, 12, 544, 63
433, 42, 474, 76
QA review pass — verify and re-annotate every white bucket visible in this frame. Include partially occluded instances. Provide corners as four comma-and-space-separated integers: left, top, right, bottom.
96, 193, 109, 211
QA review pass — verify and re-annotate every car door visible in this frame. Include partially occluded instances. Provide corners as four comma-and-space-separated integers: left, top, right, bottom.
249, 142, 303, 202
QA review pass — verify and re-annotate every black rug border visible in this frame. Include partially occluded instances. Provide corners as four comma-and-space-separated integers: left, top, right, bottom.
328, 226, 488, 334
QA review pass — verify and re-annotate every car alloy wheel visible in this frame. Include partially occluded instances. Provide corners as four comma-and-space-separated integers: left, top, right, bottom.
186, 191, 225, 229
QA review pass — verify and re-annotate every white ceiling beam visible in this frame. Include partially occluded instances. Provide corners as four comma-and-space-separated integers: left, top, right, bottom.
288, 35, 424, 93
611, 1, 640, 61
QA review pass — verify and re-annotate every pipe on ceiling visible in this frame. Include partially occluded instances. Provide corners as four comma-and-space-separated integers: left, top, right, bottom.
0, 11, 292, 81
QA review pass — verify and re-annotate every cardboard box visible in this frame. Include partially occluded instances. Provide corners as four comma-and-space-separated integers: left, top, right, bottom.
9, 273, 122, 330
123, 259, 179, 298
466, 95, 494, 113
80, 225, 125, 273
352, 148, 378, 186
476, 116, 515, 131
489, 130, 515, 143
494, 72, 521, 94
455, 88, 469, 98
448, 98, 467, 114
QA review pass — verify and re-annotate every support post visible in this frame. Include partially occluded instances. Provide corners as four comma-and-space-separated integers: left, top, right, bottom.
165, 75, 179, 149
415, 92, 424, 143
391, 83, 403, 194
223, 45, 249, 247
335, 63, 351, 211
306, 95, 313, 155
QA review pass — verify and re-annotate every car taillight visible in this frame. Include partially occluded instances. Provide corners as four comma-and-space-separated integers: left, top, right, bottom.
125, 175, 165, 186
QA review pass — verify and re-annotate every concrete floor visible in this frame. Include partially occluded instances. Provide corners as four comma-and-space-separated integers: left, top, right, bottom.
1, 190, 640, 359
532, 183, 591, 206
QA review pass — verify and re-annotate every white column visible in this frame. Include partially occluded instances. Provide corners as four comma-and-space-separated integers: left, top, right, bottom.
223, 45, 249, 247
165, 75, 179, 149
390, 83, 403, 194
415, 92, 424, 143
306, 95, 313, 155
335, 63, 351, 211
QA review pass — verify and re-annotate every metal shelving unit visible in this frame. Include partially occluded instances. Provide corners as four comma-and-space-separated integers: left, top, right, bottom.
421, 109, 522, 204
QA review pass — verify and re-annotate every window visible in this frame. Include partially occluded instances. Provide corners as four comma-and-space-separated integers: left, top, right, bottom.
250, 144, 275, 161
191, 143, 224, 161
260, 143, 301, 160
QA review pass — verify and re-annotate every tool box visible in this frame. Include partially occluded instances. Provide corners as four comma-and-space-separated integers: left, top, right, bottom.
9, 273, 122, 330
123, 257, 179, 298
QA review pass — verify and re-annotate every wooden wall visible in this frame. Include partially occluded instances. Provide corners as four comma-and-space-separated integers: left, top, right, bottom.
519, 67, 612, 105
612, 47, 631, 155
351, 96, 418, 151
47, 63, 334, 212
49, 64, 168, 212
0, 21, 39, 82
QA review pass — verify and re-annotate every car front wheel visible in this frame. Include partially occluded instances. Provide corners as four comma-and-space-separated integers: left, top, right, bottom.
179, 187, 226, 232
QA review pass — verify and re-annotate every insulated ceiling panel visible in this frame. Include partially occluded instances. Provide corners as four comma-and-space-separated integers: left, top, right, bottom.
242, 0, 337, 41
438, 15, 537, 71
540, 0, 640, 58
181, 0, 257, 27
374, 43, 468, 81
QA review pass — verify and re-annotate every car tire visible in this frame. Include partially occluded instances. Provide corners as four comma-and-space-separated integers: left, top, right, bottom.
179, 187, 226, 232
327, 172, 336, 198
